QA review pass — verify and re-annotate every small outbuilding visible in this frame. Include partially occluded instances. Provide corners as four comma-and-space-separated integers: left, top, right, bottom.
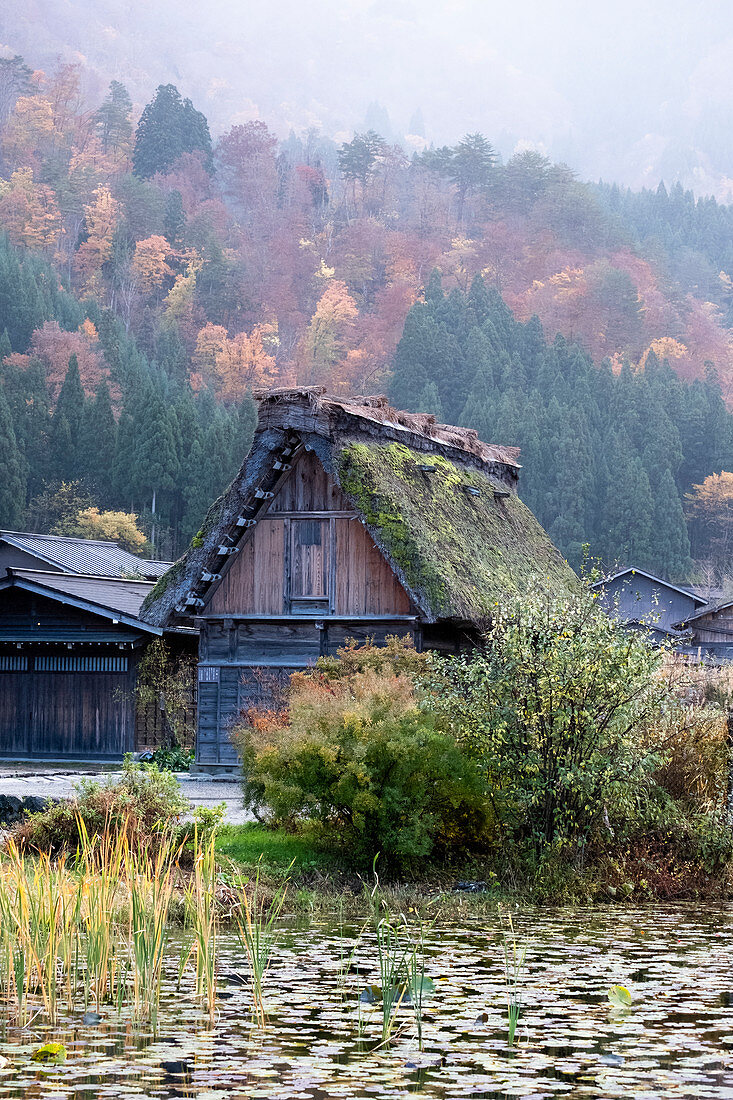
0, 569, 163, 759
591, 567, 706, 644
673, 597, 733, 662
142, 388, 575, 767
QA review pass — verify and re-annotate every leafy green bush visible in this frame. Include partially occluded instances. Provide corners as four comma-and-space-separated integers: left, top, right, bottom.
150, 743, 195, 771
234, 641, 489, 872
11, 757, 188, 854
425, 586, 667, 850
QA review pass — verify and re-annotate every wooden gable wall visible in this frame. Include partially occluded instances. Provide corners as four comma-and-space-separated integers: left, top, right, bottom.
205, 450, 411, 617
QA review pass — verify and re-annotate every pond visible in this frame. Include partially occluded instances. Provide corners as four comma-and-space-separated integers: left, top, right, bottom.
1, 904, 732, 1099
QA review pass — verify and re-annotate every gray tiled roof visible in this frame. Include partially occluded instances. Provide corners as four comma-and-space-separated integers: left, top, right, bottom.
0, 531, 171, 579
8, 569, 157, 619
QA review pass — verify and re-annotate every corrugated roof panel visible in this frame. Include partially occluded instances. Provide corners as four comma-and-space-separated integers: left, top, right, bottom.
0, 531, 171, 578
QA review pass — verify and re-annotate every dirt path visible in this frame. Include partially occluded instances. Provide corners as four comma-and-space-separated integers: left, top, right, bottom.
0, 767, 253, 825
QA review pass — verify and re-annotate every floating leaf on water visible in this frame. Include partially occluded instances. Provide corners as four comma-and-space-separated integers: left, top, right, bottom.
31, 1043, 66, 1064
360, 984, 383, 1004
411, 976, 436, 998
607, 985, 633, 1007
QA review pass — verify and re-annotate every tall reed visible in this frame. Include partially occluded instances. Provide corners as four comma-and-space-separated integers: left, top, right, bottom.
499, 906, 527, 1044
180, 831, 218, 1024
232, 862, 289, 1027
0, 814, 215, 1030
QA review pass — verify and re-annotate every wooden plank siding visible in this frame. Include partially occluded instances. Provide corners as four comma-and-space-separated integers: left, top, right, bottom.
205, 516, 410, 617
333, 517, 412, 616
194, 449, 416, 765
268, 450, 352, 512
692, 609, 733, 644
0, 659, 135, 758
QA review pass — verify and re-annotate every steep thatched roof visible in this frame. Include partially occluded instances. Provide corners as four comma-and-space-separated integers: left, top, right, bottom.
141, 388, 574, 627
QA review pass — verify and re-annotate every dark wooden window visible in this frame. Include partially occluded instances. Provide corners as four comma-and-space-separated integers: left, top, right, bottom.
0, 655, 27, 671
290, 519, 330, 606
34, 655, 128, 672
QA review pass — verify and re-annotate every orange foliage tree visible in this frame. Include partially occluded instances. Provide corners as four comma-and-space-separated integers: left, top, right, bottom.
193, 322, 277, 401
27, 321, 113, 402
685, 471, 733, 572
131, 235, 174, 296
74, 186, 119, 290
0, 167, 60, 250
298, 280, 359, 385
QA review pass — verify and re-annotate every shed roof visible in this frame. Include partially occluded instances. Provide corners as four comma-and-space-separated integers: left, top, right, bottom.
0, 569, 162, 634
676, 596, 733, 625
142, 390, 574, 627
0, 531, 171, 579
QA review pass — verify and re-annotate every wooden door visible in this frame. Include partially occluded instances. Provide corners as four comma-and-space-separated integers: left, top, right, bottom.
0, 657, 30, 755
289, 518, 331, 613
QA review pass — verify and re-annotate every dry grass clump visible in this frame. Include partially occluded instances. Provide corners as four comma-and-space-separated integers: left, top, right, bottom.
651, 658, 731, 814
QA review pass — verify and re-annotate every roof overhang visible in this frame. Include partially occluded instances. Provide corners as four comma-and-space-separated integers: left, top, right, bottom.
0, 573, 163, 636
591, 568, 706, 607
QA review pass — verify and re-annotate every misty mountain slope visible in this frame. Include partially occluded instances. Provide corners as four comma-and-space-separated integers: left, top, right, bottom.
3, 0, 733, 196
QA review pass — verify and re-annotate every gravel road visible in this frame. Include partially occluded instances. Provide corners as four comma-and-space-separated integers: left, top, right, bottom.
0, 767, 253, 825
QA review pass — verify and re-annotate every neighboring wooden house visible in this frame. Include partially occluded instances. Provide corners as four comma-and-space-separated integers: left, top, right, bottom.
142, 388, 575, 767
591, 568, 706, 644
0, 538, 195, 760
0, 569, 163, 759
673, 598, 733, 662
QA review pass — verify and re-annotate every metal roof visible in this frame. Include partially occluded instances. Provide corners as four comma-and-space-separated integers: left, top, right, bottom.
676, 596, 733, 625
591, 567, 706, 606
0, 531, 171, 579
1, 569, 162, 634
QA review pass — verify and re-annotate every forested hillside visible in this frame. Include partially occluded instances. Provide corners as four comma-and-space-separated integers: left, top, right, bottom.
391, 275, 733, 576
1, 54, 732, 575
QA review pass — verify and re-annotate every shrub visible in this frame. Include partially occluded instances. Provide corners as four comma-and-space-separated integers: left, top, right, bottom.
649, 660, 730, 815
10, 757, 188, 854
425, 586, 667, 849
234, 640, 489, 872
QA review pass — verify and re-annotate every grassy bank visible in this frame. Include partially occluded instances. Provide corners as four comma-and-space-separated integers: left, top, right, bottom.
214, 822, 733, 917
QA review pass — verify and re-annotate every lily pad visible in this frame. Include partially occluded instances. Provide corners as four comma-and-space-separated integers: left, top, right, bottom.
31, 1043, 66, 1064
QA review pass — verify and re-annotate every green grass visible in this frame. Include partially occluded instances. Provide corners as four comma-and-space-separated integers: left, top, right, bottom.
215, 824, 342, 874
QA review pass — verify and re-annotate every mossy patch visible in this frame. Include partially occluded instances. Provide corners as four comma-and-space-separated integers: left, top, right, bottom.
140, 558, 185, 613
337, 441, 575, 620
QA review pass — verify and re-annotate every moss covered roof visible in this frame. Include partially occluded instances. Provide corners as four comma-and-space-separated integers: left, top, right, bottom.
337, 441, 575, 622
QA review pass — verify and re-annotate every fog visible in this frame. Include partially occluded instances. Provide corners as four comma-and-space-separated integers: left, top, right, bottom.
3, 0, 733, 194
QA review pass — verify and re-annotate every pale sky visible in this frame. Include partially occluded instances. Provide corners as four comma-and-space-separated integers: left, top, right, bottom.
4, 0, 733, 194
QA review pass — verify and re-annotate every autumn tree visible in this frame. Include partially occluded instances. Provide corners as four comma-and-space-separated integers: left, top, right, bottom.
217, 121, 278, 218
74, 186, 119, 290
0, 167, 60, 250
299, 280, 358, 385
685, 471, 733, 576
65, 506, 149, 554
193, 322, 277, 401
131, 235, 174, 296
